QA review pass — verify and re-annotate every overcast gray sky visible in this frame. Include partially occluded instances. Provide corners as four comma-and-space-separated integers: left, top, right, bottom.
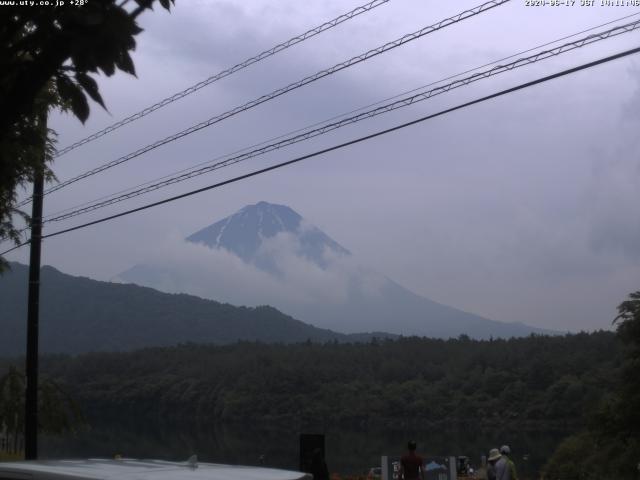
5, 0, 640, 332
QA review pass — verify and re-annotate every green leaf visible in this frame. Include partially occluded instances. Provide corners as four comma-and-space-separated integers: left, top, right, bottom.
115, 52, 136, 76
70, 90, 89, 124
75, 72, 106, 110
99, 61, 115, 77
55, 74, 89, 123
55, 74, 75, 104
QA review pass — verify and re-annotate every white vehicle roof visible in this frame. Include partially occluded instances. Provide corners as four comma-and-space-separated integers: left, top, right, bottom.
0, 458, 311, 480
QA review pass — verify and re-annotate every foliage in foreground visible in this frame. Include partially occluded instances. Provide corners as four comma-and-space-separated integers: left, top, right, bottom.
0, 0, 175, 271
0, 366, 85, 455
543, 291, 640, 479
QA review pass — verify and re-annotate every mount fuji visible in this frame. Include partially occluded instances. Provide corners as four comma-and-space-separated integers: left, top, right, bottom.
116, 201, 550, 338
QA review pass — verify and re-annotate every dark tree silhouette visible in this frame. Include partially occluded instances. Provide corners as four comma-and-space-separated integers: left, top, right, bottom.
544, 290, 640, 479
0, 366, 84, 455
0, 0, 175, 270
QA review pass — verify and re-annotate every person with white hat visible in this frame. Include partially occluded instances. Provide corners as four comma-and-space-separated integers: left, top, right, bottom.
486, 449, 500, 480
487, 448, 511, 480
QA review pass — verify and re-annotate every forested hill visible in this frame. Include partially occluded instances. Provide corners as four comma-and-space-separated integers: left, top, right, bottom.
0, 262, 365, 355
25, 331, 620, 428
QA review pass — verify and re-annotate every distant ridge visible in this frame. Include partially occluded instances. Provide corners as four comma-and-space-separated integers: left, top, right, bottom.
0, 262, 396, 356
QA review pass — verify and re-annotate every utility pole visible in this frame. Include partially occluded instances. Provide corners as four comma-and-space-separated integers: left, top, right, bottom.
25, 113, 46, 460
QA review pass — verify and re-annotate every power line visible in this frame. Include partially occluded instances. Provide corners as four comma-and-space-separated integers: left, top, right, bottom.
3, 44, 639, 256
21, 0, 510, 206
40, 18, 640, 224
53, 0, 392, 158
41, 11, 640, 222
1, 242, 26, 256
340, 11, 640, 121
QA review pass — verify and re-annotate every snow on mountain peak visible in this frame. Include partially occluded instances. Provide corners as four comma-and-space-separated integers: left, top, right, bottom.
185, 202, 349, 270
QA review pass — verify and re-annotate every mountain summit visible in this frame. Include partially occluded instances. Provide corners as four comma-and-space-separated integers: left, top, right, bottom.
186, 202, 349, 272
118, 202, 552, 339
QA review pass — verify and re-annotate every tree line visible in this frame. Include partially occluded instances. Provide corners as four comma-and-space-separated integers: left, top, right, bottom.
1, 330, 622, 430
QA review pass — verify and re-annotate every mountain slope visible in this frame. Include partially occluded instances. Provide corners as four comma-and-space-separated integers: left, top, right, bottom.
118, 202, 553, 339
0, 262, 353, 356
296, 276, 549, 338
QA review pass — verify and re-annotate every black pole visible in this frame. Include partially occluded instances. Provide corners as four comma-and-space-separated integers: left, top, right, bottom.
25, 162, 44, 460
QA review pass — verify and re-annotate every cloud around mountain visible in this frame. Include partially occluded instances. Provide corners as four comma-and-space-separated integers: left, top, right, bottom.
116, 229, 366, 308
117, 201, 553, 338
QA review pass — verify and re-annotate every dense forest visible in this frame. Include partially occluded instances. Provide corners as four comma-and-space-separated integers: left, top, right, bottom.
1, 331, 621, 429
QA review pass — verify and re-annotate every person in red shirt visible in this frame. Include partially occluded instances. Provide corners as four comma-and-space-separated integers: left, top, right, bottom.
400, 441, 425, 480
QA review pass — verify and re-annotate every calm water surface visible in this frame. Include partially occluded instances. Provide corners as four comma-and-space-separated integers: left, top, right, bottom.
41, 420, 570, 478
